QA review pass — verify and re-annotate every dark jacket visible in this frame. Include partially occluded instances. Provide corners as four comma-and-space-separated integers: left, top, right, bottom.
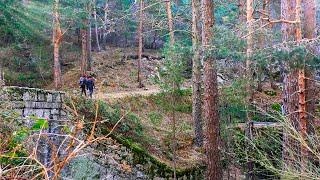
86, 78, 95, 90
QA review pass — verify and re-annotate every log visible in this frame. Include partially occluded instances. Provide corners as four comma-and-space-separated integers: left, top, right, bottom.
122, 54, 164, 61
228, 122, 282, 131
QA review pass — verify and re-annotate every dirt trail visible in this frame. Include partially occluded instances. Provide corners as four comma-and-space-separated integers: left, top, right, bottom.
95, 87, 161, 100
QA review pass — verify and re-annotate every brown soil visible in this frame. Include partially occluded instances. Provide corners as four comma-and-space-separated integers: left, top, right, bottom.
46, 47, 204, 169
47, 46, 162, 93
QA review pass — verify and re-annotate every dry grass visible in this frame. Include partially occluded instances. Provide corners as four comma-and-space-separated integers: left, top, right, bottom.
47, 46, 162, 93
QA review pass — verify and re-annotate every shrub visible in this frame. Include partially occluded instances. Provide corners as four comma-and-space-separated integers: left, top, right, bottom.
148, 111, 163, 126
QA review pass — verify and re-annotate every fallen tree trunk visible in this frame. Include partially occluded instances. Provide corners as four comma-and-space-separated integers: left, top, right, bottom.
122, 54, 165, 61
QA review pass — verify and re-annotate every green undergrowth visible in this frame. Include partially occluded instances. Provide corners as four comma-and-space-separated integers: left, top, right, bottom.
108, 132, 205, 178
109, 89, 195, 158
227, 127, 282, 179
65, 89, 204, 178
0, 103, 49, 170
130, 89, 193, 114
65, 97, 145, 144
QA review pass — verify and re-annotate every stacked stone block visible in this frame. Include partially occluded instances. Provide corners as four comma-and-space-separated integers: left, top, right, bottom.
0, 86, 67, 169
0, 86, 66, 120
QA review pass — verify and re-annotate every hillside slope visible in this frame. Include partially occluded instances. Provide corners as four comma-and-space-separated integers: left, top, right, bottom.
47, 47, 162, 94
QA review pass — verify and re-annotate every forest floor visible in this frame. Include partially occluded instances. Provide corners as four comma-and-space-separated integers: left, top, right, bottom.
47, 46, 203, 169
47, 46, 164, 92
96, 87, 160, 100
46, 46, 291, 172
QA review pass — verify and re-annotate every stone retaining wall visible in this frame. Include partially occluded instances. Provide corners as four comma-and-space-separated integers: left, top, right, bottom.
0, 86, 67, 167
0, 86, 66, 120
64, 137, 204, 180
0, 86, 204, 179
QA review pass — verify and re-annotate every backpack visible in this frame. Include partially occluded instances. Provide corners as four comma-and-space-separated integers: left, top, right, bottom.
79, 77, 86, 86
86, 78, 94, 89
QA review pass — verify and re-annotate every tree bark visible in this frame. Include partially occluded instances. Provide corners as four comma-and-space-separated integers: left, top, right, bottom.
282, 0, 309, 174
281, 0, 290, 41
246, 0, 253, 97
191, 0, 203, 147
93, 0, 101, 52
0, 63, 4, 87
167, 1, 177, 177
281, 0, 295, 173
137, 0, 144, 88
171, 98, 177, 180
53, 0, 62, 89
165, 0, 175, 46
238, 0, 245, 23
103, 0, 109, 50
295, 0, 302, 41
294, 0, 309, 172
289, 0, 297, 38
87, 3, 92, 71
81, 26, 88, 75
303, 0, 316, 135
201, 0, 222, 179
246, 0, 254, 178
303, 0, 316, 39
152, 31, 158, 49
282, 69, 300, 172
87, 19, 92, 71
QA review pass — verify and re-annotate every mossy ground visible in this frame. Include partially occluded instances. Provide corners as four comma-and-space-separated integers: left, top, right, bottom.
66, 89, 204, 177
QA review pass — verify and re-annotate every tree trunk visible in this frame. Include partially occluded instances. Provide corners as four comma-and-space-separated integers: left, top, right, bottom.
289, 0, 296, 38
238, 0, 245, 23
262, 0, 272, 26
262, 0, 272, 31
246, 0, 254, 178
152, 31, 157, 49
167, 1, 177, 177
295, 0, 309, 173
93, 0, 101, 52
201, 0, 222, 179
81, 27, 88, 75
191, 0, 203, 147
87, 4, 92, 71
103, 0, 109, 50
281, 0, 295, 173
303, 0, 316, 134
246, 0, 253, 99
295, 0, 302, 41
0, 63, 4, 87
282, 70, 300, 172
294, 0, 308, 171
303, 0, 316, 39
166, 2, 177, 176
137, 0, 144, 88
87, 20, 92, 71
165, 0, 175, 46
281, 0, 290, 41
282, 0, 309, 175
53, 0, 62, 89
171, 98, 177, 180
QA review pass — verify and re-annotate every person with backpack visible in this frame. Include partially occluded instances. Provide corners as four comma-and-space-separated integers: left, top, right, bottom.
79, 74, 87, 96
86, 76, 95, 98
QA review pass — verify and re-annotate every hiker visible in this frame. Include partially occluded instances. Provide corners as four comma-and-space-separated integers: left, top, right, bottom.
86, 76, 95, 98
79, 74, 87, 96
